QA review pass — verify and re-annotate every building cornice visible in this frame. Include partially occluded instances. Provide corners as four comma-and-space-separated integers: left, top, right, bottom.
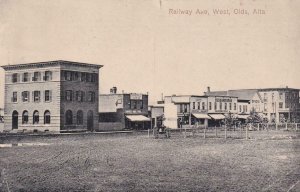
1, 60, 103, 71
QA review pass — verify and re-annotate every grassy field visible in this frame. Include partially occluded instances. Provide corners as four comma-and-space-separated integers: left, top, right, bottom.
0, 131, 299, 192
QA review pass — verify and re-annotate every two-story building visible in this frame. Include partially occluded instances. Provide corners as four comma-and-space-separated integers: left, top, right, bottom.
1, 60, 102, 132
163, 94, 238, 128
99, 87, 150, 130
206, 87, 300, 123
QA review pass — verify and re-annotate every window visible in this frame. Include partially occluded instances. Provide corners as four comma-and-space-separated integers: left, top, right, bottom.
32, 72, 41, 81
44, 90, 52, 102
81, 72, 86, 82
12, 73, 18, 83
91, 73, 97, 82
86, 73, 92, 82
23, 73, 29, 82
180, 104, 183, 113
87, 91, 95, 102
193, 102, 195, 109
229, 103, 232, 110
140, 101, 143, 109
279, 93, 283, 100
33, 111, 39, 124
184, 104, 187, 113
197, 102, 200, 110
224, 103, 227, 110
77, 110, 83, 125
74, 72, 79, 81
44, 71, 52, 81
214, 102, 217, 110
132, 100, 137, 109
239, 105, 242, 112
234, 103, 237, 110
65, 110, 73, 125
22, 91, 29, 102
44, 110, 51, 124
65, 90, 73, 101
279, 102, 283, 108
22, 111, 28, 124
219, 102, 222, 110
209, 102, 212, 110
202, 102, 205, 110
66, 71, 72, 81
33, 91, 41, 102
12, 92, 17, 102
76, 91, 85, 102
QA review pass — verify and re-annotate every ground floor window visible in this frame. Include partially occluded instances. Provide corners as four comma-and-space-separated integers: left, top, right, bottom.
77, 110, 83, 125
22, 110, 28, 124
66, 110, 73, 125
44, 110, 51, 124
33, 110, 39, 124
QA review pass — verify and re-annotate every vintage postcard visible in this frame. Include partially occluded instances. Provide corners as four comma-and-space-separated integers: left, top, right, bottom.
0, 0, 299, 191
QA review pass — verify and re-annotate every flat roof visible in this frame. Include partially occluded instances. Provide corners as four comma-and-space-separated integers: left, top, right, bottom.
1, 60, 103, 70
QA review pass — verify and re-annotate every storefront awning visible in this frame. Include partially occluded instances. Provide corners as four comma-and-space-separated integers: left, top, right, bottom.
209, 114, 225, 120
192, 113, 211, 119
126, 115, 150, 121
237, 114, 249, 119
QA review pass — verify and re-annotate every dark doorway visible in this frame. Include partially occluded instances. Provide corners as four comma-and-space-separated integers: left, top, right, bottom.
87, 110, 94, 131
12, 111, 18, 129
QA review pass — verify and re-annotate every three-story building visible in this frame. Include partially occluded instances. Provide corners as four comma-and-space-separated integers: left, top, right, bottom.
1, 60, 102, 132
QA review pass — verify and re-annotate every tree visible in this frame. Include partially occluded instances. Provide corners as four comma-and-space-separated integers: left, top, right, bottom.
246, 110, 268, 124
223, 112, 238, 129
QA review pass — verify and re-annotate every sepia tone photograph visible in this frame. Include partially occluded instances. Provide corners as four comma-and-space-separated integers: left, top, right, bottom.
0, 0, 299, 191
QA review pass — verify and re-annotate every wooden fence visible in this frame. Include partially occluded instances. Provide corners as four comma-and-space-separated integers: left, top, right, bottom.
149, 123, 299, 140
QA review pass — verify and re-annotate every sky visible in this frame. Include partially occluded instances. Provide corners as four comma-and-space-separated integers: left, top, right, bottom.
0, 0, 299, 107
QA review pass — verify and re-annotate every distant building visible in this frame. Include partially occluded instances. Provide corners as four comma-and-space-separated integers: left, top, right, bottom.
206, 87, 300, 123
99, 88, 150, 130
163, 94, 238, 128
1, 60, 102, 132
148, 105, 164, 128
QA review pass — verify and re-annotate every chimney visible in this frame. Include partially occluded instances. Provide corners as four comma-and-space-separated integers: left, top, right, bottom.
110, 87, 117, 94
207, 86, 211, 93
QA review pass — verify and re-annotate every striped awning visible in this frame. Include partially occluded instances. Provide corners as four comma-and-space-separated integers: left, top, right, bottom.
126, 115, 150, 122
209, 114, 225, 120
192, 113, 211, 119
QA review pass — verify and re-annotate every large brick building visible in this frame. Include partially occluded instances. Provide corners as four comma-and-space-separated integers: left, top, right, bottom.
1, 60, 102, 132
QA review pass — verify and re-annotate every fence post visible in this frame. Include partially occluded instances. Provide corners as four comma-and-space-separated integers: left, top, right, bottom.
204, 128, 206, 139
148, 129, 150, 138
215, 126, 218, 137
246, 126, 248, 140
275, 123, 278, 131
286, 123, 288, 131
258, 123, 260, 131
225, 125, 227, 139
240, 125, 243, 138
184, 127, 187, 138
296, 123, 298, 131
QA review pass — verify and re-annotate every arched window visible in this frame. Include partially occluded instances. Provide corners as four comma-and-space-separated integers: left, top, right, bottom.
44, 110, 51, 124
65, 110, 73, 125
22, 110, 29, 124
33, 110, 39, 124
12, 111, 19, 129
77, 110, 83, 125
